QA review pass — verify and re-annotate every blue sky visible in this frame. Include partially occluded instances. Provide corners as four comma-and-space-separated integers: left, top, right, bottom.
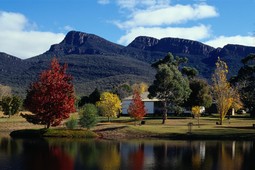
1, 0, 255, 59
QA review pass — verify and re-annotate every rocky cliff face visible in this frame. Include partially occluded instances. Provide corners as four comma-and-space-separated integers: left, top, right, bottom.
127, 36, 215, 57
125, 35, 255, 80
152, 38, 215, 56
127, 36, 159, 50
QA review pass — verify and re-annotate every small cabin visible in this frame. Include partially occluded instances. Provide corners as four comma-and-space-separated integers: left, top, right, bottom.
121, 92, 160, 115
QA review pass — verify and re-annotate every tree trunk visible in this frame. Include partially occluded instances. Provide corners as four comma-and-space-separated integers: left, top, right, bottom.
250, 108, 255, 118
162, 101, 167, 124
220, 113, 223, 125
46, 122, 50, 129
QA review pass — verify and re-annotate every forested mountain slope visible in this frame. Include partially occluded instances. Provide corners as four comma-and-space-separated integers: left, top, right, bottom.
0, 31, 254, 96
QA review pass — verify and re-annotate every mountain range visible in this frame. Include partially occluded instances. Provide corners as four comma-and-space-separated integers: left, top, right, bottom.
1, 30, 255, 97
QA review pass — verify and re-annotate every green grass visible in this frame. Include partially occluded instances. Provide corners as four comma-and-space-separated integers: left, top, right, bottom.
99, 115, 255, 140
4, 112, 255, 140
10, 128, 98, 138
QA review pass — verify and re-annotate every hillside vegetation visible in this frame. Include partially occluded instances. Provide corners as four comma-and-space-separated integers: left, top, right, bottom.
0, 31, 255, 96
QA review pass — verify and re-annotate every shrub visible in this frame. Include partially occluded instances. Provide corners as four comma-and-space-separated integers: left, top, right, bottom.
79, 104, 98, 129
65, 116, 78, 129
2, 96, 22, 117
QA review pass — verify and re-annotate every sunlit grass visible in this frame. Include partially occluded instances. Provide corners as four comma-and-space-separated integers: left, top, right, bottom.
2, 111, 255, 139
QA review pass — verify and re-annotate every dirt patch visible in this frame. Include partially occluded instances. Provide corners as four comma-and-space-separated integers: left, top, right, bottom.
92, 123, 154, 139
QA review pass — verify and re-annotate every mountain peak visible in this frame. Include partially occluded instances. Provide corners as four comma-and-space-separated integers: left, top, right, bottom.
47, 31, 123, 55
127, 36, 159, 50
62, 31, 102, 45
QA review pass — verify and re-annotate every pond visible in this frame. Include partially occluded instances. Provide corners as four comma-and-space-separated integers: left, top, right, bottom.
0, 137, 255, 170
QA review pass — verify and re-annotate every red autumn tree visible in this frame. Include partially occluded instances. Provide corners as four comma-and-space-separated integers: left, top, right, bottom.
22, 58, 76, 128
128, 90, 146, 125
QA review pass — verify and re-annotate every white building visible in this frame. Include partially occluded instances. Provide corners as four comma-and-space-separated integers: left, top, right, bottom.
121, 92, 160, 115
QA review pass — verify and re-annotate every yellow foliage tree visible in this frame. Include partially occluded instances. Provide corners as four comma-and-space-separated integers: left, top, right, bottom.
212, 57, 242, 125
132, 82, 148, 94
192, 106, 201, 127
0, 84, 12, 100
96, 92, 121, 121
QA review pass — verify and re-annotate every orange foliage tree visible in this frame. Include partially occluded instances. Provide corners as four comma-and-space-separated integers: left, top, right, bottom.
128, 90, 146, 125
22, 58, 76, 128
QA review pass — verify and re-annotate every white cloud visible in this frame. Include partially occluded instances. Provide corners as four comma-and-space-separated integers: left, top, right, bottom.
0, 11, 27, 31
112, 1, 218, 46
205, 35, 255, 48
118, 25, 211, 45
116, 4, 218, 29
98, 0, 110, 5
0, 11, 65, 59
63, 25, 74, 31
116, 0, 170, 9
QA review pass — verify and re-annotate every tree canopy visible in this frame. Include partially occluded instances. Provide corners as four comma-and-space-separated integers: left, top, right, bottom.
1, 96, 22, 117
132, 82, 148, 94
151, 52, 188, 68
96, 92, 121, 121
79, 103, 98, 129
212, 57, 242, 125
184, 78, 212, 109
231, 53, 255, 117
128, 90, 146, 124
113, 83, 133, 99
22, 58, 76, 128
78, 88, 101, 108
149, 63, 191, 124
0, 84, 12, 100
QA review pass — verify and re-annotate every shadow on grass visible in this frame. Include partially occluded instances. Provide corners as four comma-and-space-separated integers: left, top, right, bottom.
10, 128, 98, 138
221, 126, 255, 130
94, 126, 128, 132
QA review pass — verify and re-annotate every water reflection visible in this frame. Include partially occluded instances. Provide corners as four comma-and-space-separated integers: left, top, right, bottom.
0, 137, 255, 170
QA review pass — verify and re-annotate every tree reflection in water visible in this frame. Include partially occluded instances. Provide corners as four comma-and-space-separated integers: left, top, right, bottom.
0, 138, 255, 170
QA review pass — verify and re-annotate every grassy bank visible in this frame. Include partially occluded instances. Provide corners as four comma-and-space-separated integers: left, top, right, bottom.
2, 112, 255, 140
93, 115, 255, 140
10, 128, 98, 138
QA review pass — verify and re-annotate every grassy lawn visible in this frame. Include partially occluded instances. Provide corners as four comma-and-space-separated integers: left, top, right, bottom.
2, 111, 255, 139
94, 114, 255, 139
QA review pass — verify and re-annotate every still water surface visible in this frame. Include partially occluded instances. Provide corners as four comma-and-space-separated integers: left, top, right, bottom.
0, 137, 255, 170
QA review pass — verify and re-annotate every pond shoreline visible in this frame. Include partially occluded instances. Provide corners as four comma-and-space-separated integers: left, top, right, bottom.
5, 125, 255, 140
93, 124, 255, 141
2, 115, 255, 140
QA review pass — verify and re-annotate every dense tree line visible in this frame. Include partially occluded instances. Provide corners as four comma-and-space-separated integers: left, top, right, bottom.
4, 52, 254, 128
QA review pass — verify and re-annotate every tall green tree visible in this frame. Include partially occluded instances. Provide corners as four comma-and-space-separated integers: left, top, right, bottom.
149, 64, 191, 124
231, 54, 255, 117
181, 66, 199, 79
184, 78, 212, 109
88, 88, 101, 104
151, 52, 188, 69
1, 96, 22, 117
78, 88, 101, 108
